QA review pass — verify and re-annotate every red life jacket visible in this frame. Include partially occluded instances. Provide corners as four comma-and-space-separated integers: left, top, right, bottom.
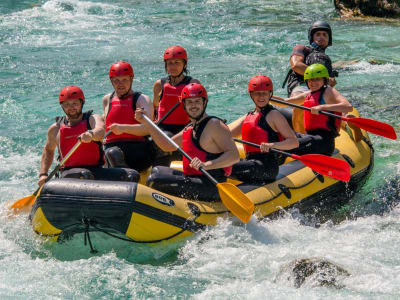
156, 76, 192, 125
105, 91, 146, 143
182, 117, 232, 176
57, 111, 102, 167
241, 105, 283, 154
304, 88, 341, 134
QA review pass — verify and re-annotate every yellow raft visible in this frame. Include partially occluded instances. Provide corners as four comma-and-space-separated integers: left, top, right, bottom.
30, 108, 374, 244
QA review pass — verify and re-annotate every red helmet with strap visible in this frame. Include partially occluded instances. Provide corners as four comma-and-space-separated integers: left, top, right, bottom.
59, 86, 85, 104
180, 83, 208, 103
163, 46, 188, 62
109, 61, 134, 78
248, 75, 273, 93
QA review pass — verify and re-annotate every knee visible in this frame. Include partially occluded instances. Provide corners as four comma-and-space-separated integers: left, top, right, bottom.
125, 169, 140, 183
105, 147, 128, 168
62, 169, 95, 180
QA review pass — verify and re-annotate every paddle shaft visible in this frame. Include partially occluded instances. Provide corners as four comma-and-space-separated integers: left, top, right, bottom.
156, 102, 181, 125
35, 140, 82, 195
142, 114, 219, 185
270, 96, 341, 119
234, 138, 293, 158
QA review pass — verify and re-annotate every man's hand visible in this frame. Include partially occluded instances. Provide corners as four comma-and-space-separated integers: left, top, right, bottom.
38, 174, 48, 187
260, 142, 274, 153
80, 131, 93, 143
135, 107, 145, 123
109, 123, 124, 135
189, 157, 207, 171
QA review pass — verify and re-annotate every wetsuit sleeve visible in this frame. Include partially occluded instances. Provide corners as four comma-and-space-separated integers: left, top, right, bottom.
291, 44, 309, 58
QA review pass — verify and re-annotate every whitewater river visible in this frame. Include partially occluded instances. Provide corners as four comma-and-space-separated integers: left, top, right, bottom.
1, 0, 399, 298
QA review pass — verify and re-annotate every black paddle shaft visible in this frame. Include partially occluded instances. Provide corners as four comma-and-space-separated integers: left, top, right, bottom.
142, 114, 219, 186
270, 97, 341, 119
233, 138, 291, 157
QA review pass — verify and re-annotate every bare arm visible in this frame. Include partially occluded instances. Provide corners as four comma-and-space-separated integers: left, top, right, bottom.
263, 111, 299, 151
285, 91, 309, 105
311, 87, 353, 114
85, 114, 105, 142
227, 115, 246, 138
152, 80, 162, 113
111, 94, 154, 136
195, 119, 239, 170
38, 124, 58, 186
290, 55, 308, 75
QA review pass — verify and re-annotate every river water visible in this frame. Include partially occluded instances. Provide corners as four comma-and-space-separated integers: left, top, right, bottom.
1, 0, 399, 299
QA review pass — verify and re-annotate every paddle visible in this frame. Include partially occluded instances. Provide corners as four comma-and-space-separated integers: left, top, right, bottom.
233, 138, 351, 182
141, 114, 254, 223
10, 139, 82, 211
270, 97, 397, 140
156, 102, 181, 125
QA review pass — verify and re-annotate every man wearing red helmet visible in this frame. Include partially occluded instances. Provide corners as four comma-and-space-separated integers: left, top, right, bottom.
136, 83, 240, 202
152, 46, 200, 166
103, 61, 155, 173
38, 86, 139, 186
228, 75, 298, 184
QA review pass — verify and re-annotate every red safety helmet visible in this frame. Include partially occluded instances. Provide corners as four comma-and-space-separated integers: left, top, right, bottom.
163, 45, 188, 62
248, 75, 273, 93
109, 61, 134, 78
180, 83, 208, 103
59, 86, 85, 104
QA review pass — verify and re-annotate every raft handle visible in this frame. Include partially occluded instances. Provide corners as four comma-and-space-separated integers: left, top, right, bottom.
278, 184, 292, 199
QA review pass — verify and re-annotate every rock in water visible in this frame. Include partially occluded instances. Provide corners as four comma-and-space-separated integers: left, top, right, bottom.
275, 258, 350, 288
334, 0, 400, 18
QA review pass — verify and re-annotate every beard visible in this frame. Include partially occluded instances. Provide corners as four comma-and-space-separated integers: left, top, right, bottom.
65, 108, 82, 120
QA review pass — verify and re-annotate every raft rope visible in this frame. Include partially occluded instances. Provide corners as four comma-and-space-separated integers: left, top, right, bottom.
83, 218, 98, 254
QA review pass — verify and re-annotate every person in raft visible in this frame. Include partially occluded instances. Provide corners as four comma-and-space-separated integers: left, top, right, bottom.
38, 86, 139, 187
285, 64, 353, 156
136, 83, 240, 202
152, 45, 200, 166
282, 20, 338, 133
228, 75, 299, 184
102, 61, 155, 173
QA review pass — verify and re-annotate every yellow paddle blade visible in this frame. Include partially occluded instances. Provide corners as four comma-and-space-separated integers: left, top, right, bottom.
217, 182, 254, 223
9, 194, 36, 210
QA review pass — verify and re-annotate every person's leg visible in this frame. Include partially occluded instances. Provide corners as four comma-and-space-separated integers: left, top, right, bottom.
89, 167, 140, 182
146, 166, 222, 202
104, 146, 129, 168
291, 131, 335, 156
60, 167, 95, 180
231, 155, 279, 184
123, 141, 156, 172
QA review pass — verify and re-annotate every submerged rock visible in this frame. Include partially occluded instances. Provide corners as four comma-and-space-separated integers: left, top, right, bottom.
334, 0, 400, 18
275, 258, 350, 288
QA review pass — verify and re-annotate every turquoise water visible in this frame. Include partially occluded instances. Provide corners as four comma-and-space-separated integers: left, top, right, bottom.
1, 0, 399, 298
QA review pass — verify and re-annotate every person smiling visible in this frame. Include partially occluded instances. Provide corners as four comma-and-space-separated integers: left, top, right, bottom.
38, 86, 139, 186
285, 64, 353, 156
102, 61, 155, 174
228, 75, 298, 184
152, 46, 200, 166
136, 83, 239, 202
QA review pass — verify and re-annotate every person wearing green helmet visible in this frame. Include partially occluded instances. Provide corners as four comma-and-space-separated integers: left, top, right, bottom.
282, 21, 339, 133
284, 64, 353, 156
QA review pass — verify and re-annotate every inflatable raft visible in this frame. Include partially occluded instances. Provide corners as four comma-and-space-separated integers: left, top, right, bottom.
30, 108, 374, 245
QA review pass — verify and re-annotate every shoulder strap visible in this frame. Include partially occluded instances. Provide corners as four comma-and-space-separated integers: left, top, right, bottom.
82, 110, 93, 130
192, 116, 225, 150
159, 77, 168, 102
182, 75, 192, 85
106, 91, 115, 118
259, 105, 280, 142
132, 91, 142, 110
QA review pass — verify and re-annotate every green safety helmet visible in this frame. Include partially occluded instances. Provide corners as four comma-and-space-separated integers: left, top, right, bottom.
304, 64, 329, 81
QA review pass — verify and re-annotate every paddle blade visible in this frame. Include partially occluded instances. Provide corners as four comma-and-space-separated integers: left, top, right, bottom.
217, 182, 254, 223
344, 117, 397, 140
293, 154, 351, 182
10, 194, 36, 210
